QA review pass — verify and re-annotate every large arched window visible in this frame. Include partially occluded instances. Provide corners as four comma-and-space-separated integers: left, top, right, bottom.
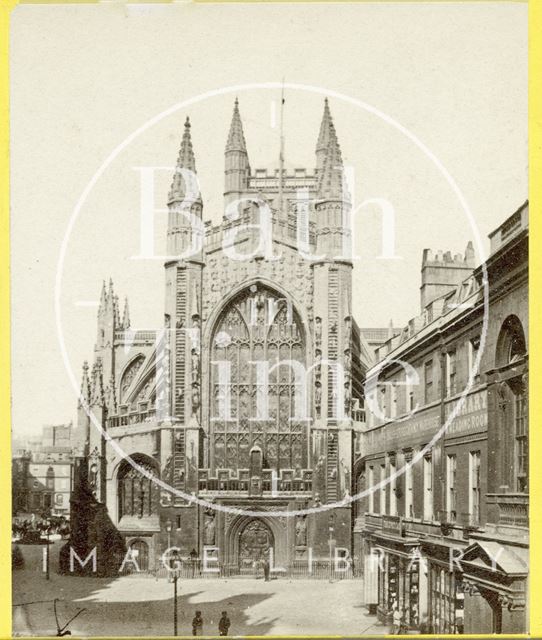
496, 316, 528, 493
119, 355, 146, 404
495, 315, 526, 368
210, 285, 307, 471
117, 455, 160, 519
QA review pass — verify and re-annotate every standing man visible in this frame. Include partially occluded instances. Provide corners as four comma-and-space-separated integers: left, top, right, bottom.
391, 604, 401, 635
218, 611, 231, 636
263, 558, 270, 582
192, 611, 203, 636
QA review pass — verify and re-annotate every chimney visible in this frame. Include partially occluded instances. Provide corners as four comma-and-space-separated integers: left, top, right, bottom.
420, 241, 475, 310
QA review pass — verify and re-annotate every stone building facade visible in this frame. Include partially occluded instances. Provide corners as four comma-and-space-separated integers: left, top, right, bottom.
12, 423, 74, 517
71, 100, 369, 573
353, 202, 529, 634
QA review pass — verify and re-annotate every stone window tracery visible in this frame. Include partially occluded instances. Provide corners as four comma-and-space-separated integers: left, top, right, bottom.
211, 286, 307, 471
118, 457, 159, 519
119, 355, 145, 404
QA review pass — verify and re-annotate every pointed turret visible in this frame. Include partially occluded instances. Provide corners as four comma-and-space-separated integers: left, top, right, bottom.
167, 117, 204, 259
78, 361, 91, 409
168, 117, 201, 205
113, 294, 121, 328
75, 360, 92, 455
91, 359, 105, 408
226, 98, 248, 153
315, 98, 333, 174
122, 296, 130, 329
107, 373, 117, 414
317, 117, 348, 202
314, 99, 351, 260
98, 280, 107, 313
387, 319, 394, 340
224, 98, 251, 208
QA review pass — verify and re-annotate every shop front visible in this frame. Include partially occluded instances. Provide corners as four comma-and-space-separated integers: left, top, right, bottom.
364, 527, 426, 631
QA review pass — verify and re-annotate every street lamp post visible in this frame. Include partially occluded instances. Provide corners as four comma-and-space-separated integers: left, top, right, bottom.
328, 513, 335, 582
165, 519, 172, 551
45, 519, 52, 581
171, 549, 180, 636
189, 548, 198, 579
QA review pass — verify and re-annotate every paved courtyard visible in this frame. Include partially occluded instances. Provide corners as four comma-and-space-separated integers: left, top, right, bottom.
13, 542, 387, 636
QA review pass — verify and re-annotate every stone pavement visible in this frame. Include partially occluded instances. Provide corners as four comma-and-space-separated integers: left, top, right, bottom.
13, 542, 388, 636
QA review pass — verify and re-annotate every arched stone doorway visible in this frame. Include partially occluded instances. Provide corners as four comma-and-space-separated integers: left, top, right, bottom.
238, 519, 274, 570
129, 539, 149, 571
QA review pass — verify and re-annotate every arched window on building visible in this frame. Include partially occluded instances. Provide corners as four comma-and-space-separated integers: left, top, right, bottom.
495, 315, 528, 493
119, 354, 146, 405
46, 466, 55, 490
210, 285, 307, 471
117, 456, 160, 520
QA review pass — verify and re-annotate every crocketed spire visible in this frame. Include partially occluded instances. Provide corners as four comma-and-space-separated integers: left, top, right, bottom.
91, 359, 105, 407
78, 361, 91, 408
226, 97, 248, 153
317, 116, 348, 201
168, 117, 201, 204
122, 296, 130, 330
106, 373, 117, 414
316, 98, 333, 155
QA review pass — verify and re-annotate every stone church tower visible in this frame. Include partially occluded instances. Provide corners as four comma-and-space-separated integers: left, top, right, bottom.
70, 99, 368, 573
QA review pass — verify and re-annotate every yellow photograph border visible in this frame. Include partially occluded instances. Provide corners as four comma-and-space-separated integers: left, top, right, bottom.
0, 0, 538, 638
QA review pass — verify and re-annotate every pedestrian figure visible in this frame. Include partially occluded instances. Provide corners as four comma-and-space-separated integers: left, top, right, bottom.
419, 614, 430, 635
399, 608, 408, 634
218, 610, 231, 636
263, 558, 270, 582
391, 605, 401, 635
192, 611, 203, 636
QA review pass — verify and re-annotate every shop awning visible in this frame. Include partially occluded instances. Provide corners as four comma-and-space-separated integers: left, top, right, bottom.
462, 539, 528, 576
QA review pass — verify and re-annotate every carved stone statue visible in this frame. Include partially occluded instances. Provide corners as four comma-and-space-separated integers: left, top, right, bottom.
295, 517, 307, 546
340, 458, 351, 496
344, 382, 351, 413
314, 317, 322, 346
315, 382, 322, 417
191, 348, 200, 384
204, 512, 216, 545
314, 349, 322, 381
191, 384, 200, 415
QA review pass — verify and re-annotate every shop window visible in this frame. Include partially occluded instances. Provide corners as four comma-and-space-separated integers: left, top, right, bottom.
387, 556, 399, 610
430, 566, 464, 634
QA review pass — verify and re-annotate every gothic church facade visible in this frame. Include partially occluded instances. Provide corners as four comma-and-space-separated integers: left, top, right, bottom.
72, 99, 369, 572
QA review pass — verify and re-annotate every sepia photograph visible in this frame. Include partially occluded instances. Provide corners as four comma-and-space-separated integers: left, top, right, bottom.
7, 1, 530, 636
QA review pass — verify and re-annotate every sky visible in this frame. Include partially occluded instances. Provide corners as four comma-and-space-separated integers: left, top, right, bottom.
10, 1, 527, 437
